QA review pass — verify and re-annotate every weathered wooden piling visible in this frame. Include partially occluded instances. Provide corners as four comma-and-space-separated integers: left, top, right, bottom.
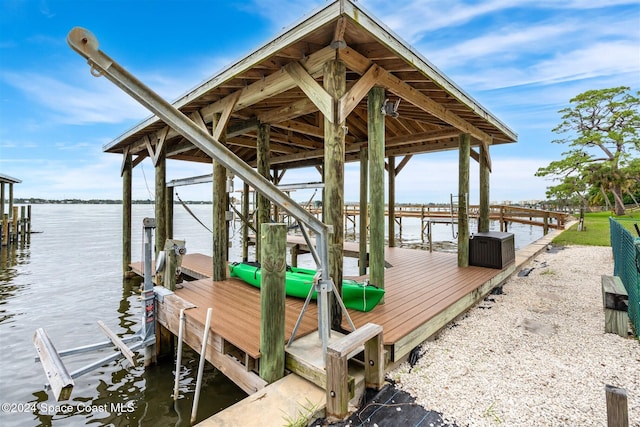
605, 384, 629, 427
259, 223, 286, 384
457, 133, 470, 267
479, 143, 490, 233
20, 206, 26, 243
122, 151, 133, 276
324, 59, 347, 325
387, 155, 396, 247
241, 182, 250, 262
12, 206, 18, 243
256, 123, 271, 263
359, 147, 368, 276
2, 214, 8, 246
368, 86, 385, 295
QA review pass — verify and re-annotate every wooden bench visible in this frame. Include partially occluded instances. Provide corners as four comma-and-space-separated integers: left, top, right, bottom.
326, 323, 384, 421
601, 275, 629, 337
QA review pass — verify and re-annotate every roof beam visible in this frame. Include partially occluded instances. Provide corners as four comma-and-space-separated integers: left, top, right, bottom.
201, 45, 336, 122
266, 128, 459, 166
337, 63, 382, 123
284, 61, 333, 123
337, 47, 493, 147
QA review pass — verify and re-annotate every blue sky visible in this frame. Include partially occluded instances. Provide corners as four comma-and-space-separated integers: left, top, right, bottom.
0, 0, 638, 204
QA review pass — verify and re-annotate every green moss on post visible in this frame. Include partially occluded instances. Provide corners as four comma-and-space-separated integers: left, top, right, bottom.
259, 223, 286, 384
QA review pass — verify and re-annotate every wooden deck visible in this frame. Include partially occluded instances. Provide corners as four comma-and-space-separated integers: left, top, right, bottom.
133, 243, 514, 369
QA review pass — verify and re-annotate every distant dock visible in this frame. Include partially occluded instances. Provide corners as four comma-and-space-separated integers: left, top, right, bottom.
0, 173, 32, 247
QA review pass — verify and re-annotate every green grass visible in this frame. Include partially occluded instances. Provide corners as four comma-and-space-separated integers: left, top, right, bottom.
551, 210, 640, 247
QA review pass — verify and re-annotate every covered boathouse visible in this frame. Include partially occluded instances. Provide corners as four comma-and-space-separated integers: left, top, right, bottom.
102, 0, 517, 421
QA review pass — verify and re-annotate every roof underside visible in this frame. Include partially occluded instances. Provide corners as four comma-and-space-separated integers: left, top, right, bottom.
104, 0, 517, 170
0, 173, 22, 184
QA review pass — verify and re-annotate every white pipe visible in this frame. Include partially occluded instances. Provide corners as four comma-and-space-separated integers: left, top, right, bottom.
173, 308, 186, 400
190, 307, 212, 425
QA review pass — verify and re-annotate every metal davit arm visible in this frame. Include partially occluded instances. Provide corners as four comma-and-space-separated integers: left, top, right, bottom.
67, 27, 347, 358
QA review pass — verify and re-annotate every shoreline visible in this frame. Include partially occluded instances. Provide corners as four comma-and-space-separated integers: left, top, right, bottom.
390, 245, 639, 426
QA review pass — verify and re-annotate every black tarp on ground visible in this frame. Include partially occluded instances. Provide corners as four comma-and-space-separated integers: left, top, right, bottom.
311, 384, 457, 427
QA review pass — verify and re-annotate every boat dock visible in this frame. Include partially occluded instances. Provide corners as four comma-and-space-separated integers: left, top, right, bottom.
69, 0, 571, 423
0, 173, 32, 247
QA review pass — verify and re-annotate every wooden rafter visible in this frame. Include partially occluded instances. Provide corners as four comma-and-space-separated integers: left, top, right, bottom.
120, 145, 130, 177
285, 61, 333, 123
337, 63, 382, 123
338, 47, 493, 146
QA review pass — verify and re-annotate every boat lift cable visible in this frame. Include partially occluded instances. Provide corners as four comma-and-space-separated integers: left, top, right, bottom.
175, 192, 213, 233
140, 164, 154, 201
67, 27, 354, 360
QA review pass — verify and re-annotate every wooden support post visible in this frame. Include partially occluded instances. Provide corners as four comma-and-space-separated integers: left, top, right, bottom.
8, 183, 13, 218
605, 384, 629, 427
2, 214, 8, 246
291, 244, 299, 268
0, 183, 4, 219
458, 133, 470, 268
122, 152, 133, 277
155, 153, 167, 260
213, 112, 229, 280
479, 143, 490, 233
27, 205, 31, 244
20, 205, 26, 243
324, 59, 346, 328
543, 212, 549, 235
166, 186, 174, 240
368, 86, 385, 295
12, 206, 18, 243
242, 182, 250, 262
213, 160, 227, 281
256, 123, 271, 262
359, 148, 368, 275
326, 323, 384, 421
388, 156, 396, 247
259, 223, 286, 384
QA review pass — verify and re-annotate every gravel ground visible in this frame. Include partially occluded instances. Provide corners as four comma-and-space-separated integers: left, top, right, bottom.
391, 245, 639, 427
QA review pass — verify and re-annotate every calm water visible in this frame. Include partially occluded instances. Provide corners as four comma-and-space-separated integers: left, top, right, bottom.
0, 204, 543, 426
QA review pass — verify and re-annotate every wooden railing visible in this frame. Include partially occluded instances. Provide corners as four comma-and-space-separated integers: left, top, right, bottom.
298, 203, 567, 233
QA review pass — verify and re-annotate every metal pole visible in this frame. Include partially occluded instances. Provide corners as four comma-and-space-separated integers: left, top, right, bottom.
142, 218, 156, 367
173, 308, 186, 400
191, 307, 212, 425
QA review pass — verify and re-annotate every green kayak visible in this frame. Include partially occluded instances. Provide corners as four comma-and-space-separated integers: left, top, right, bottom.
228, 262, 384, 312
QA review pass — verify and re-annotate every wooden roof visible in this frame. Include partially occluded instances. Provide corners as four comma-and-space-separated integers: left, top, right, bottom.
104, 0, 517, 169
0, 173, 21, 185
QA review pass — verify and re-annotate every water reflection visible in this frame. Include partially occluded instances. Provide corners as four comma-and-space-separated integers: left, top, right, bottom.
0, 243, 29, 325
0, 205, 247, 427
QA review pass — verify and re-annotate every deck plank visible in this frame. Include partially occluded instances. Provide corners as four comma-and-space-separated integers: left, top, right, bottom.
140, 241, 508, 362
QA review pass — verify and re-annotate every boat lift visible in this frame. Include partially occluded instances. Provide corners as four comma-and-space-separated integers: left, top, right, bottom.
65, 28, 354, 364
33, 218, 160, 401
